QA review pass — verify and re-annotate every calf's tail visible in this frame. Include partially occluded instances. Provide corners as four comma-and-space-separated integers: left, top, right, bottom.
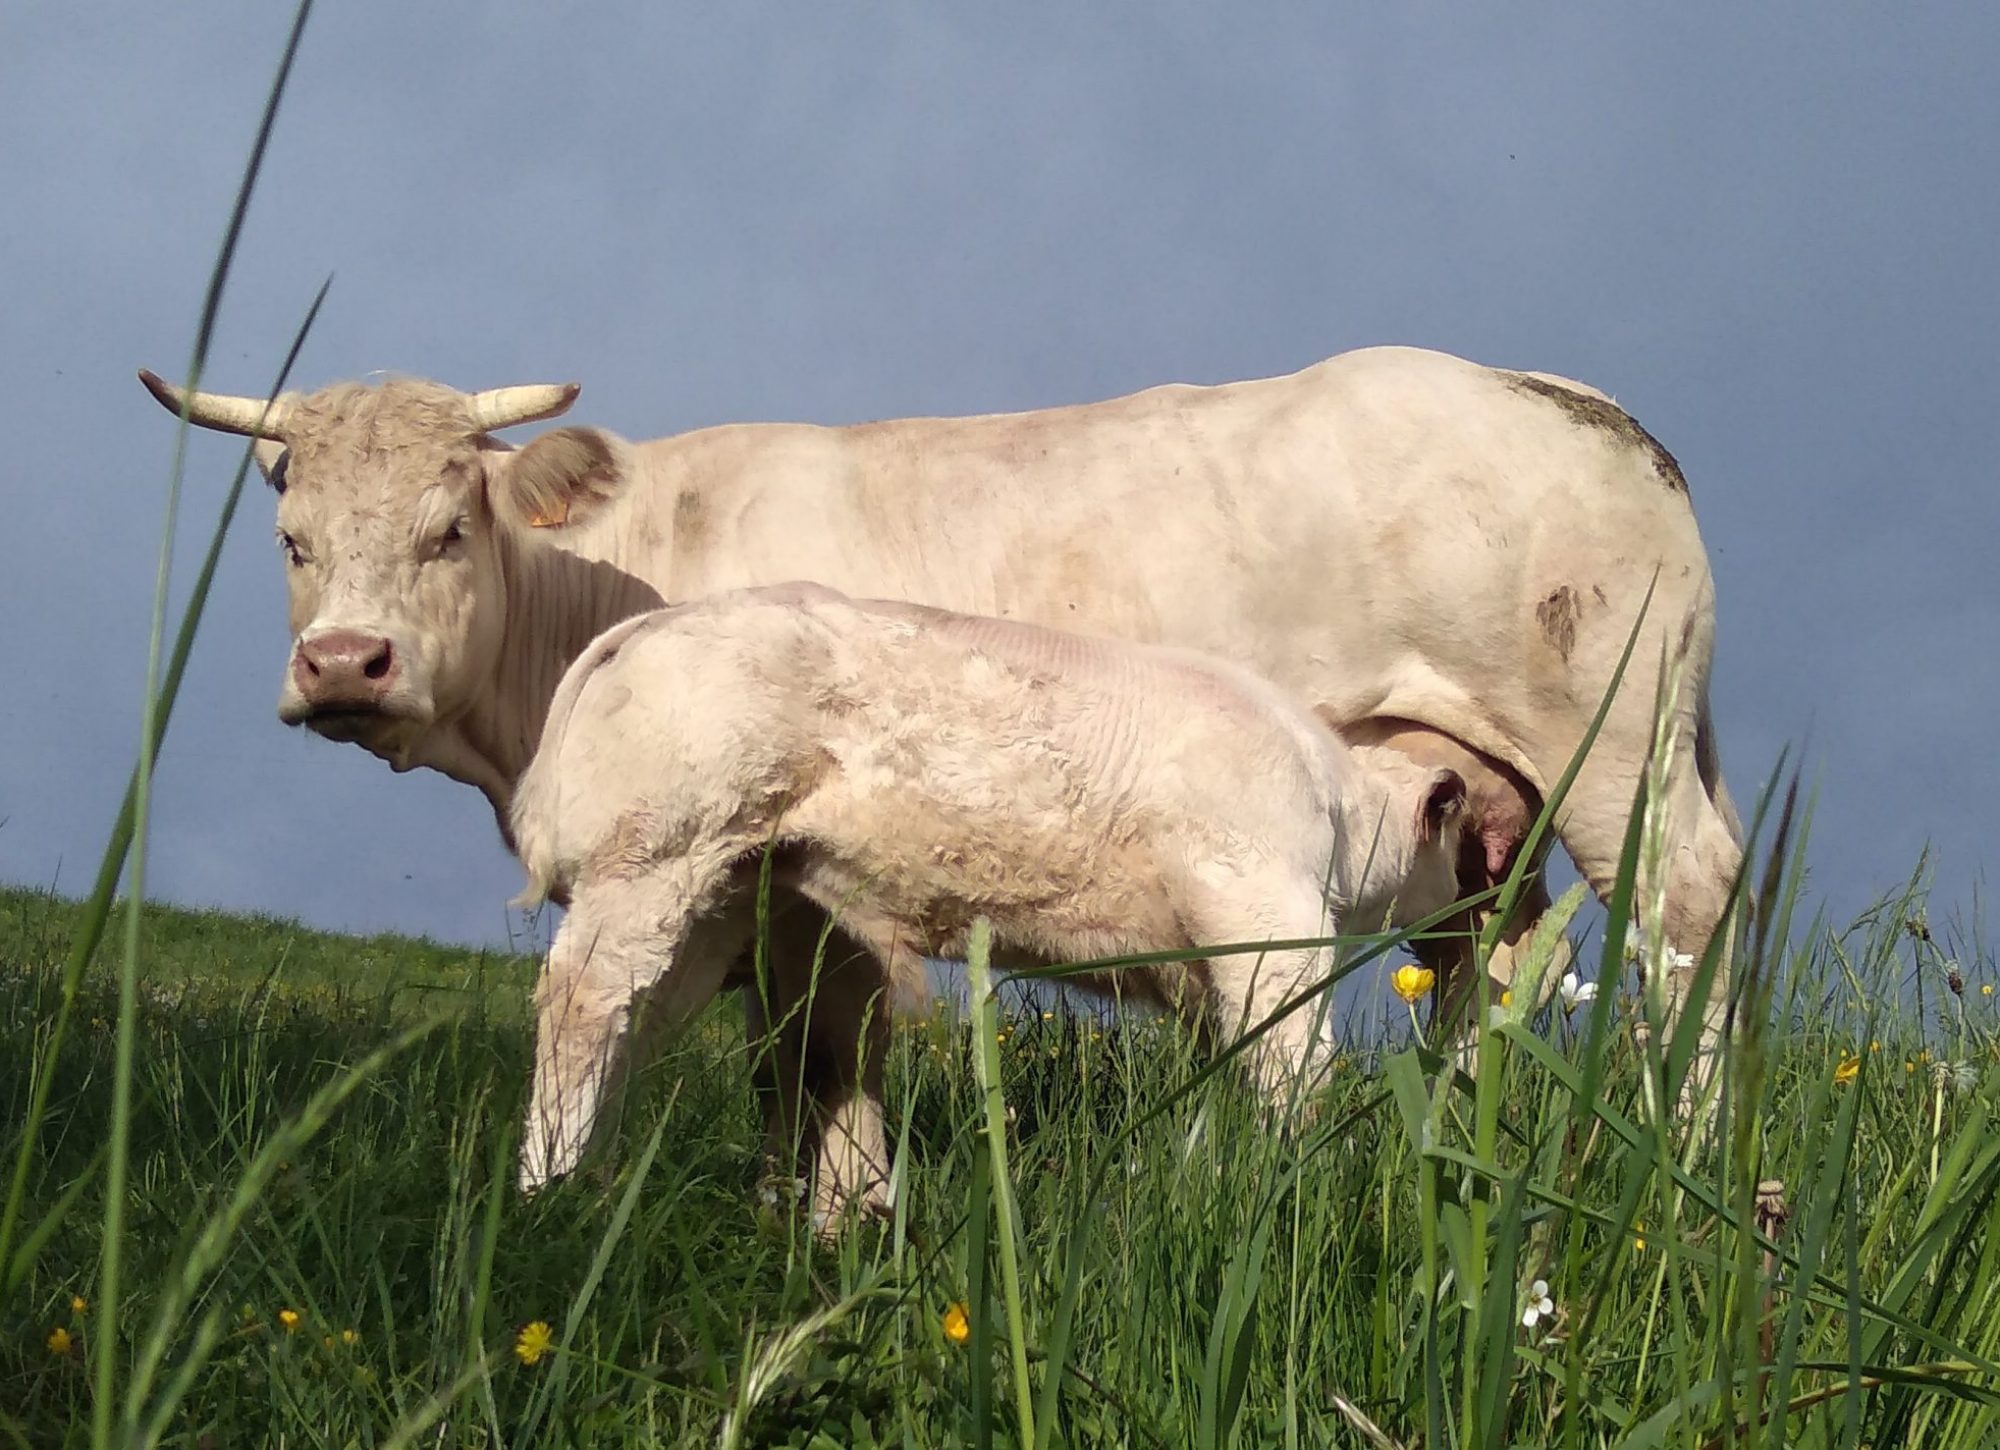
509, 610, 665, 909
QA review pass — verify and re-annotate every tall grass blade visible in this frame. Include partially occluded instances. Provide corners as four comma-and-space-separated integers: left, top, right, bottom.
967, 1119, 996, 1449
0, 268, 331, 1309
967, 918, 1037, 1446
92, 6, 315, 1444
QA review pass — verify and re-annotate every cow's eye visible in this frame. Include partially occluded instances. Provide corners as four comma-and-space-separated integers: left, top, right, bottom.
277, 531, 306, 567
430, 519, 467, 560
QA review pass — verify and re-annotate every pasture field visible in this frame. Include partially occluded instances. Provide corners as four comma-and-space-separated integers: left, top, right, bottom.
19, 16, 1994, 1441
5, 873, 2000, 1447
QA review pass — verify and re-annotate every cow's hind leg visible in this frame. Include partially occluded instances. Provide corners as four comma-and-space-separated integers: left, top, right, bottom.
519, 857, 742, 1193
1554, 695, 1742, 1074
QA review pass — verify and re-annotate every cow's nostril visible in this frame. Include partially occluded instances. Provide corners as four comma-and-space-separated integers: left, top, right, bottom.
363, 641, 394, 680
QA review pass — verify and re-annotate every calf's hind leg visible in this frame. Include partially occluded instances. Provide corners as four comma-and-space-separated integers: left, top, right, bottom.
519, 857, 744, 1193
743, 899, 907, 1229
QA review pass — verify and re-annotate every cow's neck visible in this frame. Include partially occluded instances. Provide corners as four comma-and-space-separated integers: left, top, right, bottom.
418, 529, 665, 840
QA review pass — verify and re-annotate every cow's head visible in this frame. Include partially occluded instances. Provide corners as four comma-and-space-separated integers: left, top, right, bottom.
136, 371, 620, 769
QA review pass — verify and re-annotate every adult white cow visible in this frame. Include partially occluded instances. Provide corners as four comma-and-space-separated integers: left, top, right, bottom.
138, 344, 1741, 1163
511, 582, 1474, 1215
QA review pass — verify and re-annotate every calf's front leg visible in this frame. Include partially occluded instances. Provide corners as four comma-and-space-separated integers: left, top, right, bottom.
519, 864, 740, 1193
1178, 871, 1340, 1112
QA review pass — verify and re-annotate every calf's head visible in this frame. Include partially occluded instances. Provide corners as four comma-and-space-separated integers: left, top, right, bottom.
137, 371, 627, 768
1340, 744, 1471, 930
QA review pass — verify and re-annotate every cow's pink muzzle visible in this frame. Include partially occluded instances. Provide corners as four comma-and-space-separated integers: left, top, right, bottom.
290, 629, 399, 716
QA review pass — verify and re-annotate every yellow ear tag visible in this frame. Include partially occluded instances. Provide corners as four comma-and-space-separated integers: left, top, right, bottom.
525, 500, 570, 528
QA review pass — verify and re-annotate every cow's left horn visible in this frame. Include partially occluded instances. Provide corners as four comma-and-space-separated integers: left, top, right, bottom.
136, 369, 291, 437
466, 383, 580, 433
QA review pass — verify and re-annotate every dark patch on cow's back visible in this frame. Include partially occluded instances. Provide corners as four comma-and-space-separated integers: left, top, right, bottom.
1506, 372, 1688, 495
673, 489, 708, 549
1537, 585, 1580, 662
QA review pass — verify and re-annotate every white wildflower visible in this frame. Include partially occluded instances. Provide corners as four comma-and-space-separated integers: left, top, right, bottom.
1521, 1278, 1556, 1330
1559, 971, 1598, 1014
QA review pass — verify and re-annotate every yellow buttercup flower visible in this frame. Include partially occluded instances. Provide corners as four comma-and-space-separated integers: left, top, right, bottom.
515, 1321, 554, 1366
70, 1295, 86, 1316
1834, 1054, 1861, 1086
277, 1308, 301, 1334
47, 1326, 72, 1356
341, 1328, 359, 1346
1392, 965, 1436, 1004
1985, 984, 1994, 998
942, 1302, 971, 1346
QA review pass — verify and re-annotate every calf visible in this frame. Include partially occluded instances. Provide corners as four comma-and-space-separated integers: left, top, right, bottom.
510, 584, 1470, 1222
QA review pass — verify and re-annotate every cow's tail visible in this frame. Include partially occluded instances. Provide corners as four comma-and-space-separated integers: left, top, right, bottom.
509, 610, 663, 909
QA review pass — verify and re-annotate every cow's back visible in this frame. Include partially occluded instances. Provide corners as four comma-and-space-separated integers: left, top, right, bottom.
632, 346, 1711, 786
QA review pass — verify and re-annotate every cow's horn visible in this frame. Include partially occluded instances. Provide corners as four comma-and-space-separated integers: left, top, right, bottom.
136, 369, 291, 437
466, 383, 580, 433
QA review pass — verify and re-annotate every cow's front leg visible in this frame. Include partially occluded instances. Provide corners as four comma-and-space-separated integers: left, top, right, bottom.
519, 865, 739, 1193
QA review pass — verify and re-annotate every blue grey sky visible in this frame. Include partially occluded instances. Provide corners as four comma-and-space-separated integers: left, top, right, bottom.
2, 5, 1994, 955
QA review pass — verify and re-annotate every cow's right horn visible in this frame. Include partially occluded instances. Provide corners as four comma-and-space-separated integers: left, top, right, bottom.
466, 383, 581, 433
137, 369, 290, 437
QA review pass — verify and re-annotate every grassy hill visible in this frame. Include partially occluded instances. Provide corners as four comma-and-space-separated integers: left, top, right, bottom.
4, 880, 2000, 1445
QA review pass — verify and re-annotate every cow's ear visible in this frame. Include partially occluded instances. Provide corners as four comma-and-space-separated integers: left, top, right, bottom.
1416, 768, 1468, 846
490, 426, 628, 531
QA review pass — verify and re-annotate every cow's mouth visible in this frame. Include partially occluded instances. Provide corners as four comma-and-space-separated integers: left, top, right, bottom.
302, 704, 383, 729
286, 702, 423, 743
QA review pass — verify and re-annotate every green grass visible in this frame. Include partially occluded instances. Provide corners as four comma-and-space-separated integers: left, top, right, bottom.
4, 875, 1999, 1446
